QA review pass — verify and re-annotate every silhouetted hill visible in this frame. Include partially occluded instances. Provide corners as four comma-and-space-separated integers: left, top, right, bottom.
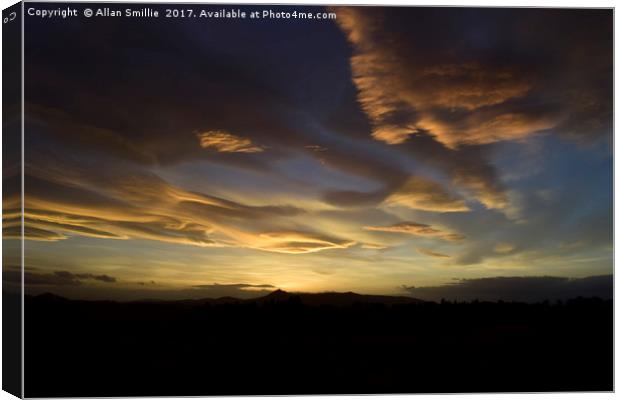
33, 292, 69, 303
40, 289, 426, 307
22, 292, 612, 397
255, 289, 425, 306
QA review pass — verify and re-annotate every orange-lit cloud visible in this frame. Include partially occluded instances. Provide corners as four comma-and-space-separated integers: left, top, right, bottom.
13, 5, 612, 300
494, 242, 516, 254
254, 231, 356, 254
11, 164, 356, 255
197, 130, 264, 153
333, 7, 560, 149
305, 145, 328, 152
416, 248, 451, 258
416, 112, 558, 148
328, 8, 518, 211
322, 174, 473, 213
364, 221, 465, 242
451, 170, 509, 210
383, 177, 470, 212
361, 243, 388, 250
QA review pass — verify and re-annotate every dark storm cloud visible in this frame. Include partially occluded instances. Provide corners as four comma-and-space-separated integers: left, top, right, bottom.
403, 275, 612, 302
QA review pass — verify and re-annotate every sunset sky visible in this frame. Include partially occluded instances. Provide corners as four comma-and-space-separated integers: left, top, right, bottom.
6, 5, 612, 300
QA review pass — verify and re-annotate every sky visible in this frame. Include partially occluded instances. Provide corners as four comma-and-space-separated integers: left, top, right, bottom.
5, 5, 612, 300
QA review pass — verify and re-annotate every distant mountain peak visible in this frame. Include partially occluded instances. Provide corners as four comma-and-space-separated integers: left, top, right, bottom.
254, 290, 424, 306
35, 292, 68, 302
265, 289, 290, 298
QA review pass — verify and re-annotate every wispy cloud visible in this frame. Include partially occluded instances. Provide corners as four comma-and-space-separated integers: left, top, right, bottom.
197, 130, 264, 153
416, 248, 451, 258
382, 177, 470, 212
13, 162, 354, 255
5, 267, 117, 286
364, 221, 465, 242
254, 231, 356, 254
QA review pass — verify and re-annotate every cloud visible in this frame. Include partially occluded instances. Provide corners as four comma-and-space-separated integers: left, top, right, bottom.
85, 273, 117, 283
442, 233, 467, 242
333, 8, 550, 148
333, 7, 610, 149
197, 130, 264, 153
416, 248, 451, 258
3, 223, 67, 242
360, 243, 388, 250
254, 231, 356, 254
24, 15, 511, 216
330, 8, 512, 211
447, 164, 613, 267
364, 221, 465, 242
10, 161, 355, 255
317, 146, 412, 209
323, 174, 471, 213
19, 6, 611, 294
4, 268, 117, 286
19, 272, 278, 301
494, 242, 516, 254
322, 188, 390, 208
331, 7, 611, 211
305, 145, 327, 152
382, 176, 470, 212
402, 275, 612, 302
24, 11, 309, 169
20, 189, 218, 248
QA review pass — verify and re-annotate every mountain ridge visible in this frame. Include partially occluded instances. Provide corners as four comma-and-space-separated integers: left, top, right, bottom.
28, 289, 426, 306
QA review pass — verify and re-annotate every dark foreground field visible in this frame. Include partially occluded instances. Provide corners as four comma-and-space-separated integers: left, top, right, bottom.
23, 290, 612, 396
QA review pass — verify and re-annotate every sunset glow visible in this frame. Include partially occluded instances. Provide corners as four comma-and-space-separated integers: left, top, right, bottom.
10, 5, 612, 301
